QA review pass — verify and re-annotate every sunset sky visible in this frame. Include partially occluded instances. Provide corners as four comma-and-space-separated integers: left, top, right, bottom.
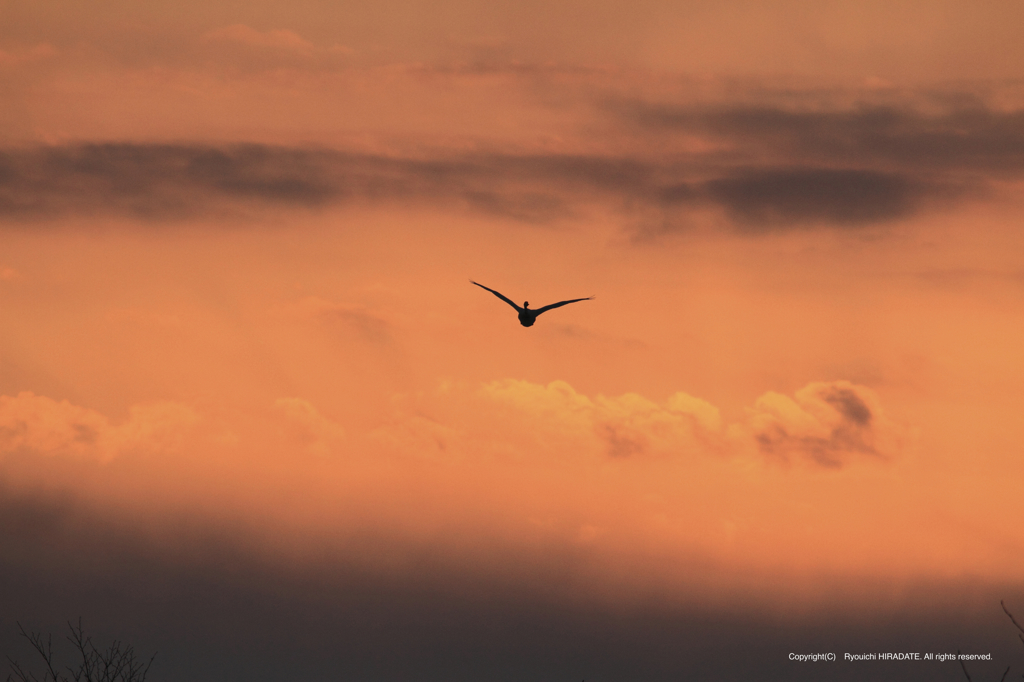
2, 1, 1024, 680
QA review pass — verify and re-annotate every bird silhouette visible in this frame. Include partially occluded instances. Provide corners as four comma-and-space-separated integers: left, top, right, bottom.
471, 280, 592, 327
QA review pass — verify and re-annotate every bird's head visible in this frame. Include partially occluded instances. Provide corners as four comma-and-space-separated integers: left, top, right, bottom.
523, 301, 529, 309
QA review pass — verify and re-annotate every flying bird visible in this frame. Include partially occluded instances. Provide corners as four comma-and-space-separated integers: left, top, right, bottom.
471, 280, 592, 327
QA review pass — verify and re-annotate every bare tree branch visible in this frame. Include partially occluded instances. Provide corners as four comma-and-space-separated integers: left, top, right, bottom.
1003, 601, 1024, 638
15, 625, 60, 682
6, 621, 155, 682
959, 649, 973, 682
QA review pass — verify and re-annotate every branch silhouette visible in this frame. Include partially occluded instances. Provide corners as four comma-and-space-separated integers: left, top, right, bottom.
6, 620, 154, 682
960, 601, 1024, 682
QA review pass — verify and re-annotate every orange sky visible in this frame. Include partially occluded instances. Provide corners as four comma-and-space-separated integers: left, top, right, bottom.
2, 2, 1024, 679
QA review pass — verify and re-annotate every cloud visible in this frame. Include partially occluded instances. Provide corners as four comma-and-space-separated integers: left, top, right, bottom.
700, 167, 929, 227
0, 391, 345, 469
0, 392, 110, 461
622, 99, 1024, 175
0, 144, 582, 222
0, 379, 899, 474
199, 24, 355, 71
273, 397, 345, 457
197, 25, 354, 73
202, 25, 320, 55
0, 128, 996, 231
0, 392, 198, 463
0, 43, 57, 68
384, 378, 888, 468
480, 379, 724, 459
653, 166, 951, 229
609, 95, 1024, 230
746, 380, 900, 468
114, 402, 202, 454
296, 297, 392, 344
462, 378, 898, 468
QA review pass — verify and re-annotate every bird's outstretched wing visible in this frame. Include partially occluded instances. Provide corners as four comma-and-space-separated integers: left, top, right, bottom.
534, 296, 593, 315
471, 280, 523, 312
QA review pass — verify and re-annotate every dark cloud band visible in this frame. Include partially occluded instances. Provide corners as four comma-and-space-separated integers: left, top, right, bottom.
0, 124, 998, 230
619, 100, 1024, 175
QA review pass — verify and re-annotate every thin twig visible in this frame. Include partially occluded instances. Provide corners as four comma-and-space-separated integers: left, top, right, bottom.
9, 620, 154, 682
959, 649, 972, 682
6, 658, 34, 682
1004, 601, 1024, 637
15, 624, 60, 682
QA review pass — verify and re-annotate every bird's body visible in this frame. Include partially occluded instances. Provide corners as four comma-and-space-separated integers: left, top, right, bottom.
518, 305, 537, 328
471, 281, 592, 327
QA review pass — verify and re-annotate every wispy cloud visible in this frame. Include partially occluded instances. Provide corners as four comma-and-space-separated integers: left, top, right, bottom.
655, 166, 955, 230
1, 88, 1020, 231
201, 24, 353, 61
0, 144, 600, 222
203, 25, 319, 55
0, 142, 958, 228
619, 98, 1024, 175
0, 43, 57, 68
296, 297, 393, 344
608, 94, 1024, 230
